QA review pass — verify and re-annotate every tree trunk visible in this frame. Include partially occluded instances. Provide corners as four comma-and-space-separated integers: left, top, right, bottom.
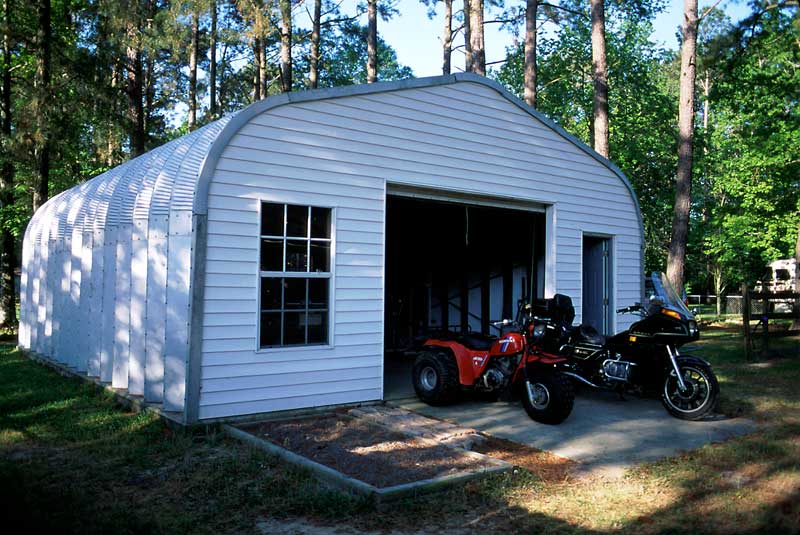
209, 0, 217, 118
188, 9, 199, 130
126, 37, 144, 157
107, 61, 120, 167
713, 263, 724, 320
463, 0, 473, 71
590, 0, 609, 158
309, 0, 321, 88
666, 0, 698, 293
366, 0, 377, 83
252, 37, 261, 101
279, 0, 292, 92
792, 223, 800, 330
467, 0, 485, 75
143, 1, 155, 137
0, 0, 16, 328
143, 54, 154, 138
523, 0, 537, 107
442, 0, 452, 75
32, 0, 51, 212
258, 35, 267, 97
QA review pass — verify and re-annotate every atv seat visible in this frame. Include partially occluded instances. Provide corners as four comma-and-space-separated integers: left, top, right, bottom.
575, 324, 605, 346
458, 333, 497, 351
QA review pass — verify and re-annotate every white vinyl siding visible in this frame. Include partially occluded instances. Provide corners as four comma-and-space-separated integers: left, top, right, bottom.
198, 81, 642, 419
19, 77, 642, 424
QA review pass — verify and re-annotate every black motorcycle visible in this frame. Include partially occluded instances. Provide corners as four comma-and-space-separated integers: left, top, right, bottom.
526, 272, 719, 421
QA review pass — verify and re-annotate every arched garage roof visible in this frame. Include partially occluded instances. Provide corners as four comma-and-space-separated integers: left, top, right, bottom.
25, 114, 237, 249
26, 74, 644, 249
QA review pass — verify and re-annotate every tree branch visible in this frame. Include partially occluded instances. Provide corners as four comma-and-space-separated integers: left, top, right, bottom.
699, 0, 724, 22
540, 2, 587, 18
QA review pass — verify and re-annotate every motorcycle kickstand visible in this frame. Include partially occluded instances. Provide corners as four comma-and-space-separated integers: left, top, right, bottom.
615, 385, 627, 401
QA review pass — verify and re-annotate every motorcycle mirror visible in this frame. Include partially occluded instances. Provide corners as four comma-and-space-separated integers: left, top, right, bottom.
691, 307, 700, 315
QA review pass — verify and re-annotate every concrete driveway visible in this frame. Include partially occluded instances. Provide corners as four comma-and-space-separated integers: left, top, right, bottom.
396, 389, 757, 477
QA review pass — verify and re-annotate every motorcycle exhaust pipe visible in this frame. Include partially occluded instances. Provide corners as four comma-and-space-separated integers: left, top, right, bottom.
562, 372, 601, 389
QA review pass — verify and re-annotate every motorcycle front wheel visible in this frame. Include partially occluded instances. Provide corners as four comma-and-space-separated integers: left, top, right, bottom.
661, 360, 719, 420
521, 372, 574, 425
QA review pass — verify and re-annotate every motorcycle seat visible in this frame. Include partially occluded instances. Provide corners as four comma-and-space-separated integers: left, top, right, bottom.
458, 333, 497, 351
576, 324, 606, 346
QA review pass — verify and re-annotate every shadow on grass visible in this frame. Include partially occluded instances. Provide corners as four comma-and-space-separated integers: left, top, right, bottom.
2, 341, 798, 534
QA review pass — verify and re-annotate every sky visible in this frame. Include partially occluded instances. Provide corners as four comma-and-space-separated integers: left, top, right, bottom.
365, 0, 754, 78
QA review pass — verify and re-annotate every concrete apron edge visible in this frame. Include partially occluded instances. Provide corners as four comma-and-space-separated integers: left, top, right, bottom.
222, 423, 513, 503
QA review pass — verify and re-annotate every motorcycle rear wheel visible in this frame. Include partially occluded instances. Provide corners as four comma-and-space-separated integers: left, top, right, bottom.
661, 360, 719, 420
521, 372, 574, 425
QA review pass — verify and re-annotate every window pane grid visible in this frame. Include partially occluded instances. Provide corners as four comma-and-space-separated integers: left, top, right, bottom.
259, 202, 331, 348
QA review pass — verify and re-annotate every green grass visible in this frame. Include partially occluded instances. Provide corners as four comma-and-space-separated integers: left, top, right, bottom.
0, 345, 371, 534
2, 329, 799, 534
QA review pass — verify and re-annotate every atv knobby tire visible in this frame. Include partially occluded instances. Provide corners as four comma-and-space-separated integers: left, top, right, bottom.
521, 371, 574, 425
412, 349, 460, 406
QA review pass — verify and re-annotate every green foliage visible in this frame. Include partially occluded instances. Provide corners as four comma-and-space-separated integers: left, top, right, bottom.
694, 4, 800, 290
494, 0, 676, 272
294, 20, 413, 88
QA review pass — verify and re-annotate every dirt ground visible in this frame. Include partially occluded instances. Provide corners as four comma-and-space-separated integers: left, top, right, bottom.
471, 435, 576, 482
240, 414, 497, 488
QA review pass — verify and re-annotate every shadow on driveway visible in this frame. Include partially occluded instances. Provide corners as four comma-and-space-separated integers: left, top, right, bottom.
397, 388, 757, 477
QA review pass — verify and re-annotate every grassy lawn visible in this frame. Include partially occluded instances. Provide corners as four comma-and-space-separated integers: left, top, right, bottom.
1, 329, 799, 534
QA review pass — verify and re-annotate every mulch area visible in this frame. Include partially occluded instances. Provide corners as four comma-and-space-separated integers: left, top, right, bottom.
471, 435, 576, 482
240, 413, 498, 489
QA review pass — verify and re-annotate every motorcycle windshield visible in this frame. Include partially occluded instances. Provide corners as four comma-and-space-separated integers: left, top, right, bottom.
651, 272, 694, 318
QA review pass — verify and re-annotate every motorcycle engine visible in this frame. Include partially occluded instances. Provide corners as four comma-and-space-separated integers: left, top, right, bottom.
479, 355, 520, 391
602, 358, 634, 382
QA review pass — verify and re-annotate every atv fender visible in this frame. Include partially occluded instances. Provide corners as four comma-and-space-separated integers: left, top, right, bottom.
423, 342, 475, 385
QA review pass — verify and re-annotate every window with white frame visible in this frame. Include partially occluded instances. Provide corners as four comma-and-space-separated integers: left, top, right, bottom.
259, 202, 331, 347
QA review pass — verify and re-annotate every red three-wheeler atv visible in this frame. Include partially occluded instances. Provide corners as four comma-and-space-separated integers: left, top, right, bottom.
411, 303, 575, 424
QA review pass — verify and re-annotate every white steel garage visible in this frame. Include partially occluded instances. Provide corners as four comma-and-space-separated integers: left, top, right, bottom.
18, 74, 644, 423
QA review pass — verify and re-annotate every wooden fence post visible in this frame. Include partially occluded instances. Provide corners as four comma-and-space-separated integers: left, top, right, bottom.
742, 282, 751, 360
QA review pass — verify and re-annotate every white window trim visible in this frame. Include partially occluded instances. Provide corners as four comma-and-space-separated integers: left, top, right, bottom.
255, 202, 336, 353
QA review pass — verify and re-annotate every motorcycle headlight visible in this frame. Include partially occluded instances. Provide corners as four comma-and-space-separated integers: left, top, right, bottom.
532, 324, 546, 340
688, 321, 698, 337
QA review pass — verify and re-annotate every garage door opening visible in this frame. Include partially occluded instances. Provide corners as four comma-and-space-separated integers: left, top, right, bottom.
383, 194, 546, 400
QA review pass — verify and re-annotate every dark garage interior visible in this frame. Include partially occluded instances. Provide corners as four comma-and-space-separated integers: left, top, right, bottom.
383, 195, 546, 399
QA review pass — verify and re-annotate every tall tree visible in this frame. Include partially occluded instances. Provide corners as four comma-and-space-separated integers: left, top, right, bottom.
278, 0, 292, 92
590, 0, 608, 157
188, 7, 200, 129
464, 0, 472, 69
523, 0, 537, 107
32, 0, 52, 211
309, 0, 321, 87
700, 4, 799, 295
123, 0, 145, 157
442, 0, 453, 74
209, 0, 217, 117
0, 0, 15, 328
294, 19, 411, 87
366, 0, 377, 82
666, 0, 698, 292
467, 0, 485, 74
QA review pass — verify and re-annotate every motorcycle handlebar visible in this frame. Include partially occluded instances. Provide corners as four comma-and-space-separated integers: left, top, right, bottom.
617, 304, 643, 314
491, 319, 512, 327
